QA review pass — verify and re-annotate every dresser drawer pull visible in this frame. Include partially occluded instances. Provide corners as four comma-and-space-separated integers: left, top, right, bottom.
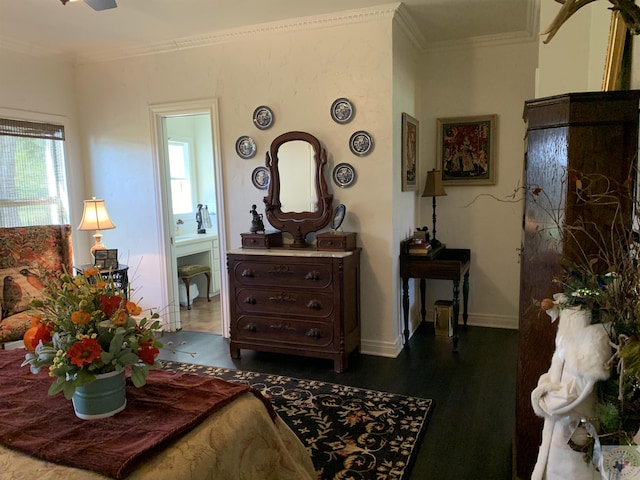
269, 293, 296, 303
243, 296, 257, 304
269, 265, 292, 275
269, 322, 295, 331
305, 271, 321, 280
241, 269, 255, 278
243, 323, 257, 332
306, 328, 322, 339
306, 300, 322, 310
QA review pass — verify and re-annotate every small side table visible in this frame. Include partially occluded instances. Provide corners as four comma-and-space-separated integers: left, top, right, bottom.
399, 241, 470, 351
75, 264, 129, 298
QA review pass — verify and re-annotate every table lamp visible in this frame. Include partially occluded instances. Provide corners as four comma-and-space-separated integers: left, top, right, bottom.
77, 196, 116, 258
422, 169, 447, 247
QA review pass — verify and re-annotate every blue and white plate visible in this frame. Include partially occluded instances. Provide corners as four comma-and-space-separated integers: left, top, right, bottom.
330, 98, 354, 124
251, 166, 270, 190
236, 135, 257, 159
253, 106, 274, 130
332, 163, 356, 188
349, 130, 373, 156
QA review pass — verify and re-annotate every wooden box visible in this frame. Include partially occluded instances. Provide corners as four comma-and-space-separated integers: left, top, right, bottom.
316, 232, 357, 251
241, 231, 283, 249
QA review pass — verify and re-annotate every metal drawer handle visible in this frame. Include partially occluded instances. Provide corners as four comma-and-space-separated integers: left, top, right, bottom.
306, 328, 322, 339
241, 269, 255, 278
243, 296, 256, 304
306, 300, 322, 310
305, 271, 321, 280
243, 323, 257, 332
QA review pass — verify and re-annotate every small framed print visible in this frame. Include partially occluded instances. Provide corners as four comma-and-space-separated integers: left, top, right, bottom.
401, 113, 419, 192
437, 114, 497, 186
94, 249, 118, 269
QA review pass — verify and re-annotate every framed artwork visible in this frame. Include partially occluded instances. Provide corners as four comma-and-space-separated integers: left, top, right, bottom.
437, 114, 497, 186
401, 113, 419, 192
94, 249, 118, 269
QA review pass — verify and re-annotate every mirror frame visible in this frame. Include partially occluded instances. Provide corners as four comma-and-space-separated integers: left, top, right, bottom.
264, 131, 333, 247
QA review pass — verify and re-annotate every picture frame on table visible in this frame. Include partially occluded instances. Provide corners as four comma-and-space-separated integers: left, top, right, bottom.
401, 113, 419, 192
94, 248, 119, 270
437, 114, 497, 186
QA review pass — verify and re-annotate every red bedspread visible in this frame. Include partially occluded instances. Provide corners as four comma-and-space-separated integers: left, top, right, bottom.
0, 349, 274, 479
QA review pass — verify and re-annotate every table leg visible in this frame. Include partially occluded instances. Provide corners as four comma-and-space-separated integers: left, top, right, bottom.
463, 272, 469, 326
419, 278, 426, 324
452, 279, 460, 352
402, 276, 410, 344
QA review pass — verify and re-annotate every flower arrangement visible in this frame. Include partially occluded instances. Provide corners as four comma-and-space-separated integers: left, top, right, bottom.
21, 268, 163, 399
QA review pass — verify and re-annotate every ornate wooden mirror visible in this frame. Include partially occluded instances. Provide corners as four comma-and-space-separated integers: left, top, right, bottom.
264, 131, 333, 247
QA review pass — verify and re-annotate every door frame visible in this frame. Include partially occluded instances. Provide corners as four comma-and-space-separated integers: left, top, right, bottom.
149, 98, 229, 335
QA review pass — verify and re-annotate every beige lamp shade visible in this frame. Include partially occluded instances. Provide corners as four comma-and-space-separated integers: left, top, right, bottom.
422, 170, 447, 198
78, 197, 116, 257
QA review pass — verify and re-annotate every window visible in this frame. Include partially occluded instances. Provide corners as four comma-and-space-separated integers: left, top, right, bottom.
168, 140, 194, 215
0, 118, 70, 227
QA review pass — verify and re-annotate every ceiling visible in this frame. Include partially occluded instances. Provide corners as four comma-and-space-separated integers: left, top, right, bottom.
0, 0, 537, 62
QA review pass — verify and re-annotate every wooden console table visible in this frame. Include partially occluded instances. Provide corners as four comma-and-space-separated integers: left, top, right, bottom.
399, 241, 470, 351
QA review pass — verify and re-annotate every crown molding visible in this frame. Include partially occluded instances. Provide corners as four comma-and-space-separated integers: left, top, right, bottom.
420, 0, 540, 53
75, 3, 399, 64
0, 35, 72, 62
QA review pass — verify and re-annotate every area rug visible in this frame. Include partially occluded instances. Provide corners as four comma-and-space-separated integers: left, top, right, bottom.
159, 360, 433, 480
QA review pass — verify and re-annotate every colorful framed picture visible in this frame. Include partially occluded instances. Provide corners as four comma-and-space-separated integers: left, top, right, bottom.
401, 113, 419, 192
437, 114, 497, 186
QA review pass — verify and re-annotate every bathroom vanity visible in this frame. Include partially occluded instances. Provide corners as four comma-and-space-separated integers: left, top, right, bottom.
175, 233, 220, 296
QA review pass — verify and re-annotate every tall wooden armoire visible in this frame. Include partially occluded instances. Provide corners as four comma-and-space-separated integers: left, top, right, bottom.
515, 91, 640, 480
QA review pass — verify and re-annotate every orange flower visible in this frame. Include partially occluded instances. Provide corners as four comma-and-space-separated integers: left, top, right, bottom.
113, 310, 128, 326
71, 311, 91, 325
83, 268, 99, 277
125, 301, 142, 316
23, 322, 52, 350
96, 280, 106, 289
66, 337, 102, 367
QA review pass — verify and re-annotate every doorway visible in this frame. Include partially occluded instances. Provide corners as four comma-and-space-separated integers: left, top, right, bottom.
149, 99, 228, 336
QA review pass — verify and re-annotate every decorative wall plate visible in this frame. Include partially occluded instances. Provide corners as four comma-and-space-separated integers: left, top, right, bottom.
236, 136, 257, 159
331, 204, 346, 230
332, 163, 356, 188
251, 166, 270, 190
349, 131, 374, 156
253, 106, 274, 130
330, 98, 354, 124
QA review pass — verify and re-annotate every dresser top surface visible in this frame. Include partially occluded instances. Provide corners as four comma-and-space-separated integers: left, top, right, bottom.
227, 247, 358, 259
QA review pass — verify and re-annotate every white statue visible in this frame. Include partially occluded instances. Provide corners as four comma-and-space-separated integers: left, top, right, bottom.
531, 293, 612, 480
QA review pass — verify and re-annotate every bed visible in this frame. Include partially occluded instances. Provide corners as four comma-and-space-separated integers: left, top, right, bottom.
0, 350, 315, 480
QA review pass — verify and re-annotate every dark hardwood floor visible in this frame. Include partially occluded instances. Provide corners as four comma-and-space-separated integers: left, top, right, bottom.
158, 322, 519, 479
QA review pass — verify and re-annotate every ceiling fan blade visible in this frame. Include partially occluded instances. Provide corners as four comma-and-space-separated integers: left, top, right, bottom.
84, 0, 117, 11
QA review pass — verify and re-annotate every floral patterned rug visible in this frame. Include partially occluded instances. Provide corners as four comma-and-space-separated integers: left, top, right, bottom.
159, 360, 433, 480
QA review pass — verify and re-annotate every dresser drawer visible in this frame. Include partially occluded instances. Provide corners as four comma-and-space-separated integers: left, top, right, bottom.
234, 315, 333, 348
231, 258, 332, 289
235, 287, 334, 318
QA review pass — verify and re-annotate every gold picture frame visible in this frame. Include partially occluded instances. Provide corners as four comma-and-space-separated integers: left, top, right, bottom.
437, 114, 497, 186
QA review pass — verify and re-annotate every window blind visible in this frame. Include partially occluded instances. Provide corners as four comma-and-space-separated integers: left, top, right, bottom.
0, 118, 70, 227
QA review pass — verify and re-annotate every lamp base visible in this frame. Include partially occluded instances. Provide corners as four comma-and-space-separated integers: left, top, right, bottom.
430, 238, 442, 248
90, 231, 106, 259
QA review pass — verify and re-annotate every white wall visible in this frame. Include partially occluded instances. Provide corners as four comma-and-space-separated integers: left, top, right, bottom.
71, 19, 401, 354
418, 39, 539, 330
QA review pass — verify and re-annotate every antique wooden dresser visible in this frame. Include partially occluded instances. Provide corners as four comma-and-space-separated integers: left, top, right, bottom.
227, 248, 361, 372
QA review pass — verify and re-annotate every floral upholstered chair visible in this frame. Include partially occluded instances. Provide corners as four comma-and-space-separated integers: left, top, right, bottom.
0, 225, 73, 347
